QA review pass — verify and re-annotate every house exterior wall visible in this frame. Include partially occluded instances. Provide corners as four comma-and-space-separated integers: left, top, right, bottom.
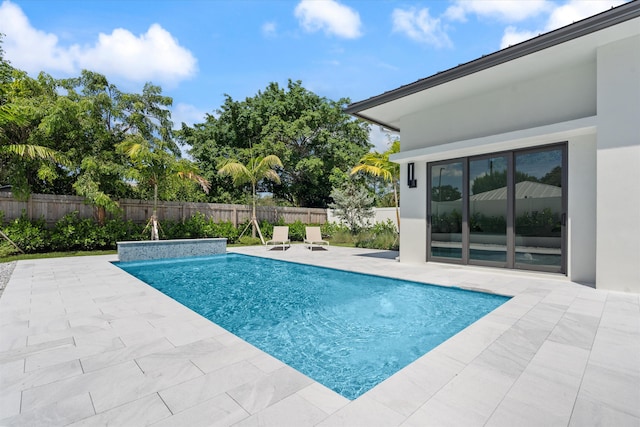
402, 61, 596, 151
567, 134, 597, 286
397, 130, 598, 286
400, 55, 624, 292
399, 162, 427, 264
596, 35, 640, 293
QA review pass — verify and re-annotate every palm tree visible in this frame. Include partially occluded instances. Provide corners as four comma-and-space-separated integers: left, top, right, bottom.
0, 104, 67, 175
119, 137, 210, 240
218, 154, 283, 244
351, 139, 400, 230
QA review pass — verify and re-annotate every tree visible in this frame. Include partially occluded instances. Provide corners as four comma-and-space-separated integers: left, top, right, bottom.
119, 136, 210, 240
431, 185, 462, 202
181, 80, 371, 207
218, 154, 283, 243
351, 138, 400, 230
329, 181, 374, 234
0, 41, 69, 199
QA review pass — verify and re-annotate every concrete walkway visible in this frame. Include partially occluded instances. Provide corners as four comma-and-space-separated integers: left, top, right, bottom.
0, 245, 638, 426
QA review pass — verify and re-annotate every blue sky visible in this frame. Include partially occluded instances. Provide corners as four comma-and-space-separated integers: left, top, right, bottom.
0, 0, 626, 151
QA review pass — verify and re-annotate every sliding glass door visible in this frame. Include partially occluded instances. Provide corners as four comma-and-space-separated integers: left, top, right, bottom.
429, 161, 464, 261
469, 155, 509, 266
514, 148, 565, 270
427, 144, 566, 273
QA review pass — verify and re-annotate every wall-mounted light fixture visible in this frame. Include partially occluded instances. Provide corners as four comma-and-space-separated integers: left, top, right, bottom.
407, 163, 417, 188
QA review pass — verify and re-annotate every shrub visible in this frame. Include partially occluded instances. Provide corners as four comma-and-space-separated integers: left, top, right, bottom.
329, 182, 374, 234
330, 229, 354, 245
3, 214, 48, 253
50, 212, 109, 251
210, 220, 239, 243
354, 220, 399, 250
288, 220, 306, 241
259, 220, 274, 240
320, 221, 349, 239
237, 235, 262, 245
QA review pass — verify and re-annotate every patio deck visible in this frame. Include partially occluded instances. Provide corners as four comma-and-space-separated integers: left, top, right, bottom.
0, 245, 638, 426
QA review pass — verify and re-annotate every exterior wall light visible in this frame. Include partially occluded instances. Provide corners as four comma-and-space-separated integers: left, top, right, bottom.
407, 163, 417, 188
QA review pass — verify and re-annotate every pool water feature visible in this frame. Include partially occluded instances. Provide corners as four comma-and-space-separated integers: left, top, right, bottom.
115, 253, 509, 400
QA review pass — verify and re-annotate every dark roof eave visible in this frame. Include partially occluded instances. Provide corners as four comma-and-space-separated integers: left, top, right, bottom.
345, 1, 640, 116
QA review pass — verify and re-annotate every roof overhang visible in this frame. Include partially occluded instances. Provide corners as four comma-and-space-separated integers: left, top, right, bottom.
345, 2, 640, 132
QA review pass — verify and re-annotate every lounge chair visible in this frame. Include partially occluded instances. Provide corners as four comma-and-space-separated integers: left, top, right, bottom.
266, 226, 290, 250
304, 226, 329, 250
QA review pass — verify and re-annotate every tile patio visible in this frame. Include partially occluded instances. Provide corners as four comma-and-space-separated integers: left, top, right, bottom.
0, 245, 638, 426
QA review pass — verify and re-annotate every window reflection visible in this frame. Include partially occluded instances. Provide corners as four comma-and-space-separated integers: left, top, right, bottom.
469, 156, 508, 263
431, 162, 463, 259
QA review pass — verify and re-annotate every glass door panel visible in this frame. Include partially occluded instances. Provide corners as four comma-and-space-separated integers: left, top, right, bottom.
514, 148, 563, 271
469, 156, 508, 264
430, 161, 463, 260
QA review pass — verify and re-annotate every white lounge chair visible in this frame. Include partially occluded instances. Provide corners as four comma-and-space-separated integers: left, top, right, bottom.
304, 226, 329, 250
266, 226, 290, 250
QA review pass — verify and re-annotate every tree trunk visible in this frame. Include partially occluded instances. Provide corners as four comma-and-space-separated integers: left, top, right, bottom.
251, 182, 257, 238
152, 183, 159, 240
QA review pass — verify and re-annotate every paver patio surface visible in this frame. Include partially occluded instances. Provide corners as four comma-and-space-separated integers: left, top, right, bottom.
0, 245, 638, 426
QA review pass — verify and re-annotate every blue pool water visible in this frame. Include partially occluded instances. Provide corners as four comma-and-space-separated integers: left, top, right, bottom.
115, 253, 509, 400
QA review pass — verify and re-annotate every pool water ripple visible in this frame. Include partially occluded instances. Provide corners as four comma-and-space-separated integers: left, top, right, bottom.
116, 253, 509, 399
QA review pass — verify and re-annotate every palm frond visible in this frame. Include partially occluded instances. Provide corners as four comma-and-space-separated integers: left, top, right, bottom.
218, 161, 251, 186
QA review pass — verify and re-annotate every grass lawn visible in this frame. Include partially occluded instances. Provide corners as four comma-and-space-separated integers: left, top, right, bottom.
0, 250, 117, 263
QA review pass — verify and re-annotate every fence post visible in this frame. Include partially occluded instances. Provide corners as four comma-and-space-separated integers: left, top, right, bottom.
27, 195, 33, 221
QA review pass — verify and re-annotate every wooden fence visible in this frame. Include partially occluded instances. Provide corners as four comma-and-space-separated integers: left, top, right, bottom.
0, 192, 327, 228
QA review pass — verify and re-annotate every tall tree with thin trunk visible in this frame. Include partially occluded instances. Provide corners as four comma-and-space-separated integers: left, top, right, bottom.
351, 139, 401, 230
119, 136, 210, 240
218, 154, 282, 243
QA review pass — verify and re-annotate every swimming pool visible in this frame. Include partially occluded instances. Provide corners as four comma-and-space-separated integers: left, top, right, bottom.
115, 253, 509, 400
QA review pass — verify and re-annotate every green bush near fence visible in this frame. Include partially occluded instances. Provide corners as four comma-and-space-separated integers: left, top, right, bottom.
0, 210, 399, 256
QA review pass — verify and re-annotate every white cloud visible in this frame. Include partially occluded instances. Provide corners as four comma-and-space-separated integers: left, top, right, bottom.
500, 26, 539, 48
171, 103, 207, 129
499, 0, 625, 48
294, 0, 362, 39
368, 127, 399, 153
262, 21, 277, 38
445, 0, 552, 23
0, 1, 76, 73
0, 0, 197, 86
392, 7, 452, 48
545, 0, 625, 29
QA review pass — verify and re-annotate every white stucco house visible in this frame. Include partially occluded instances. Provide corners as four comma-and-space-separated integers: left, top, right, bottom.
346, 2, 640, 293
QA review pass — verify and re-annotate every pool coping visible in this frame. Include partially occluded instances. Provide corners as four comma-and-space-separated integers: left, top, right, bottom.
0, 245, 638, 426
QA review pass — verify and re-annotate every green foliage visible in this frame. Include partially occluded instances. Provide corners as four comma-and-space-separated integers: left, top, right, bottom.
320, 221, 349, 239
432, 210, 462, 233
516, 208, 560, 236
470, 212, 506, 233
162, 213, 239, 242
0, 241, 16, 257
431, 185, 462, 202
351, 138, 400, 220
181, 80, 371, 207
329, 181, 374, 234
355, 220, 399, 250
288, 220, 307, 242
3, 214, 48, 252
50, 212, 144, 251
260, 220, 274, 239
329, 229, 354, 245
237, 236, 262, 245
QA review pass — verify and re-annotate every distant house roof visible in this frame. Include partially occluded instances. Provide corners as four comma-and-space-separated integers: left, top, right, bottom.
345, 1, 640, 132
470, 181, 561, 201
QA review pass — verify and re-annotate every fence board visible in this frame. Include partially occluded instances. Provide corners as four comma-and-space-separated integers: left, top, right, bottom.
0, 192, 327, 227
